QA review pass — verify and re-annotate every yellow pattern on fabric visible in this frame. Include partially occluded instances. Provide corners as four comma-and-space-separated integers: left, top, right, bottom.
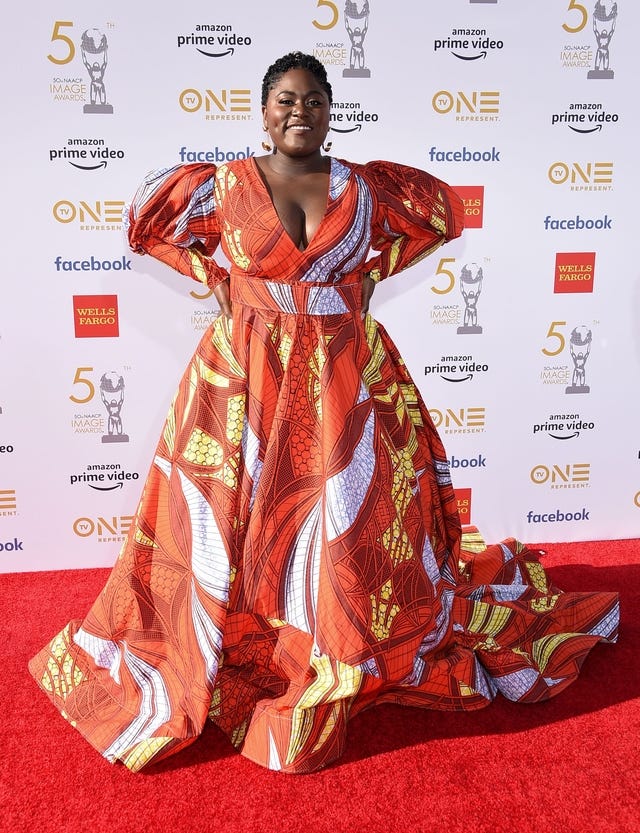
41, 625, 84, 699
533, 632, 577, 673
307, 344, 326, 421
197, 355, 229, 388
526, 561, 548, 594
123, 737, 173, 772
311, 702, 342, 754
468, 600, 511, 637
388, 237, 404, 275
230, 719, 249, 749
134, 527, 158, 548
208, 687, 222, 718
286, 654, 362, 765
211, 318, 245, 379
370, 580, 400, 640
362, 316, 385, 389
531, 594, 560, 613
461, 529, 487, 552
187, 248, 208, 285
184, 428, 224, 467
459, 682, 478, 697
226, 394, 246, 444
163, 398, 177, 455
398, 381, 424, 427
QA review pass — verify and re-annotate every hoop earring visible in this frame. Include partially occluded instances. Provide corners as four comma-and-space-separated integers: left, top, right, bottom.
323, 141, 333, 152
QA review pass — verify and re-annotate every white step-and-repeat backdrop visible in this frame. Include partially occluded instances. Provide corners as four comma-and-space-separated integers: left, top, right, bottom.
2, 0, 638, 572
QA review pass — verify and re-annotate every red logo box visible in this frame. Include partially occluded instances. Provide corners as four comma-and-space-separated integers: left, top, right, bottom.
73, 295, 119, 338
453, 185, 484, 228
554, 252, 595, 294
454, 487, 472, 525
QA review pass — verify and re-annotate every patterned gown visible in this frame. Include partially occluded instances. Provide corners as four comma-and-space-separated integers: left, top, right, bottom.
29, 158, 619, 774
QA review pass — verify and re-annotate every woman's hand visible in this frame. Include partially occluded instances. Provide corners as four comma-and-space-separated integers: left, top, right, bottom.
213, 279, 232, 319
361, 275, 376, 318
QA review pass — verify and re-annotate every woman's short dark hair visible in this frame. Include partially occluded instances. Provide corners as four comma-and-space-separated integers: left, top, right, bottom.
261, 52, 333, 105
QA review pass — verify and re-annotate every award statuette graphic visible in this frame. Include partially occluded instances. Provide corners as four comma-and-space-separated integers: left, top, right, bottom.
588, 0, 617, 79
457, 263, 483, 334
566, 326, 592, 394
81, 29, 114, 113
343, 0, 371, 78
100, 372, 129, 443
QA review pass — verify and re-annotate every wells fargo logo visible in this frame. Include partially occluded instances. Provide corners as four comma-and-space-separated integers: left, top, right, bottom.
554, 252, 595, 294
73, 294, 119, 338
432, 90, 500, 120
453, 185, 484, 228
178, 88, 252, 119
455, 488, 472, 525
530, 463, 591, 488
547, 161, 613, 189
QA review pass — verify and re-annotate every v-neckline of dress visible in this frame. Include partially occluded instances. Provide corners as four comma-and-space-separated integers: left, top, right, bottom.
249, 156, 335, 254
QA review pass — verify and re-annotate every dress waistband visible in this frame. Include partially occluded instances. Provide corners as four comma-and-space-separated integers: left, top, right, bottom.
230, 276, 361, 317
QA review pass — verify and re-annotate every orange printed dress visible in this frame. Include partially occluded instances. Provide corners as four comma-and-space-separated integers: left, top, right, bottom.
29, 158, 619, 773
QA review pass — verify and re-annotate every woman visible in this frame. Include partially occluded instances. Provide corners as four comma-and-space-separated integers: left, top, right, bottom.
30, 53, 618, 774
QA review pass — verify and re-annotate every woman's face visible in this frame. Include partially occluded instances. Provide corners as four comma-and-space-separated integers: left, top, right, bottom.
262, 68, 331, 157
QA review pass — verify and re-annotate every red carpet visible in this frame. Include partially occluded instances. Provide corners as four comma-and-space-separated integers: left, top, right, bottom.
2, 539, 638, 833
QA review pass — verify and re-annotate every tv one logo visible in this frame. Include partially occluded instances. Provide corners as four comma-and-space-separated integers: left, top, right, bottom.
432, 90, 500, 119
179, 88, 251, 114
53, 200, 125, 225
73, 516, 134, 540
554, 252, 595, 294
0, 489, 17, 512
530, 463, 590, 488
548, 162, 613, 187
429, 407, 486, 432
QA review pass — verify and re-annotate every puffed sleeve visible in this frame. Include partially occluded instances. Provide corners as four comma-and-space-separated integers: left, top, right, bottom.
127, 163, 229, 288
358, 161, 465, 282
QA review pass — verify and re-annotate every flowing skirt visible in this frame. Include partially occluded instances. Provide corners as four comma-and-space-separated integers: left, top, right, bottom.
29, 308, 619, 773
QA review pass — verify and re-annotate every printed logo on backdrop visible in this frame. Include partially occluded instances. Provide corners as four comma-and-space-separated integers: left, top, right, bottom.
329, 102, 380, 136
311, 0, 373, 78
53, 199, 125, 230
551, 102, 620, 134
539, 320, 598, 394
554, 252, 595, 293
178, 146, 256, 164
425, 354, 489, 383
47, 20, 115, 113
530, 462, 591, 490
70, 463, 139, 491
55, 255, 131, 273
0, 443, 14, 455
0, 490, 17, 517
427, 256, 491, 333
179, 88, 252, 122
433, 26, 504, 61
49, 138, 126, 171
453, 186, 484, 228
69, 364, 132, 443
176, 23, 252, 57
548, 161, 613, 192
560, 0, 618, 79
432, 90, 500, 122
533, 412, 595, 440
526, 506, 590, 524
430, 407, 486, 435
455, 488, 472, 526
73, 515, 133, 544
73, 295, 119, 338
544, 213, 612, 232
634, 491, 640, 509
